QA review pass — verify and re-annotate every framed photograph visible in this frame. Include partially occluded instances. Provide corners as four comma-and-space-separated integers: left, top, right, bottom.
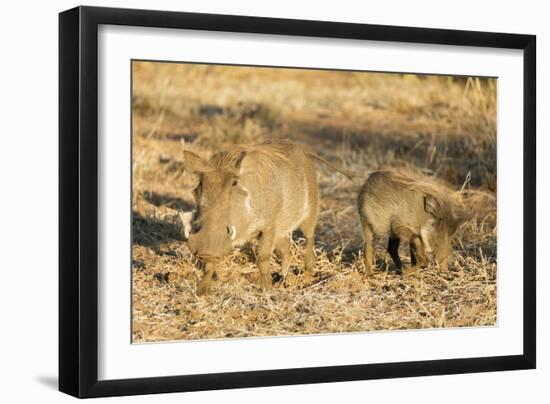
59, 6, 536, 398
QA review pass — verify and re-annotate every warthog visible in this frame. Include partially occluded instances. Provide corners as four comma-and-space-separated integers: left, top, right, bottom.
184, 141, 352, 294
358, 170, 463, 274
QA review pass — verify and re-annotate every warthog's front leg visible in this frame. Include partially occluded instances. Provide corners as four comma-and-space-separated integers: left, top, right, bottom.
410, 236, 428, 268
437, 258, 449, 272
387, 237, 402, 274
257, 232, 275, 291
197, 262, 217, 295
304, 235, 315, 275
276, 236, 291, 278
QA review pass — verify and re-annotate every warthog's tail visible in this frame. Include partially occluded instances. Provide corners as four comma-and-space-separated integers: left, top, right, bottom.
308, 153, 356, 180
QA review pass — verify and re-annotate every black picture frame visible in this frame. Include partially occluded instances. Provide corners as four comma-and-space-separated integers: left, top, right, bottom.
59, 5, 536, 398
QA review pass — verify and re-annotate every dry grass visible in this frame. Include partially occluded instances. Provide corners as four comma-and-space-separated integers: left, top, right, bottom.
131, 61, 497, 343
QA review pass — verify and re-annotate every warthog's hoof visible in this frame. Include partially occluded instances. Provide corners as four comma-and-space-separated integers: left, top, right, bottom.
259, 274, 272, 291
362, 268, 375, 277
277, 272, 298, 288
362, 261, 375, 276
196, 284, 209, 296
298, 271, 314, 287
403, 266, 421, 277
196, 278, 214, 296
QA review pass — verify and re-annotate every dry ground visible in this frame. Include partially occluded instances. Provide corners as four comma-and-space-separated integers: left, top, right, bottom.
131, 62, 497, 342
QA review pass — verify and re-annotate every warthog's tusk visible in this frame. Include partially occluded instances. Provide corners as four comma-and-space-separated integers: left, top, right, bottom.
179, 211, 193, 239
230, 225, 237, 240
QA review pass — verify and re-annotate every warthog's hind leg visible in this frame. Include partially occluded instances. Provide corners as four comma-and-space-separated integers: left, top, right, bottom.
257, 232, 275, 291
438, 258, 449, 272
300, 215, 318, 278
301, 157, 319, 280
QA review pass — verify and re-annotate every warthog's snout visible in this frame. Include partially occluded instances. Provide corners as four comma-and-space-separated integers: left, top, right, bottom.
187, 228, 231, 262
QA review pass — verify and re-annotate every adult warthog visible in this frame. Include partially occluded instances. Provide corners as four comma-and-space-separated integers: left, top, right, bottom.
184, 141, 352, 294
358, 170, 464, 275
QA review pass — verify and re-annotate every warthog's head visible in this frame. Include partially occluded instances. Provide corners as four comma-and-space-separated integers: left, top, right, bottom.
420, 194, 464, 266
183, 150, 251, 262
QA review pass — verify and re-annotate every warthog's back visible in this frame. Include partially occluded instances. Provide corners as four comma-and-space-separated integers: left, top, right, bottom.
358, 171, 432, 237
212, 141, 317, 239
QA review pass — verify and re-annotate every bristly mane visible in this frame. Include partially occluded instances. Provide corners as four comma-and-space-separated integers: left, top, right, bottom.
380, 168, 460, 209
209, 141, 292, 173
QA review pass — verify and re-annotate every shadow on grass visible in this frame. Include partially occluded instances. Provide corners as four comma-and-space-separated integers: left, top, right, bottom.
229, 230, 362, 270
133, 211, 185, 247
288, 119, 496, 189
141, 190, 194, 211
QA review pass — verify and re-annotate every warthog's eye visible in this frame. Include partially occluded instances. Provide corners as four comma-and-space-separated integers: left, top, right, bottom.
190, 221, 201, 234
231, 179, 238, 186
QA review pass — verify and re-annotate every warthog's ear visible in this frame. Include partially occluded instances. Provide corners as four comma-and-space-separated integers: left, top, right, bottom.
234, 151, 246, 172
424, 194, 442, 218
182, 151, 212, 173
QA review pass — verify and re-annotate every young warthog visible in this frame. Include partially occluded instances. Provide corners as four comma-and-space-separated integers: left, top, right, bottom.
358, 170, 463, 274
184, 141, 352, 294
